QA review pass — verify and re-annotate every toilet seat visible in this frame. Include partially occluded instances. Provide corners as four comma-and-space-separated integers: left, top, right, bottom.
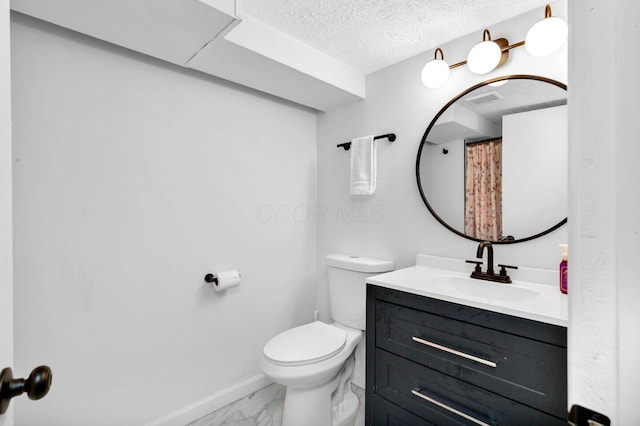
264, 321, 347, 366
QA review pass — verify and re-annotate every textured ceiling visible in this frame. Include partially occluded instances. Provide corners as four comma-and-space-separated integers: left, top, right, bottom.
241, 0, 551, 74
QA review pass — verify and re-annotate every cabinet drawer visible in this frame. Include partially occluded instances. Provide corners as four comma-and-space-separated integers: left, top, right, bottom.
371, 395, 437, 426
375, 300, 567, 418
376, 350, 565, 425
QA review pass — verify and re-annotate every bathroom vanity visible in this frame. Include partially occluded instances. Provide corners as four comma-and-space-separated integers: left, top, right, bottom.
365, 256, 568, 425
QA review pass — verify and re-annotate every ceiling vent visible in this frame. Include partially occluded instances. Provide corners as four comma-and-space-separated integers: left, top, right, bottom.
465, 91, 504, 105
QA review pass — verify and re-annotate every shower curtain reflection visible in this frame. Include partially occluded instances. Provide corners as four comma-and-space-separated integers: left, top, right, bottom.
464, 138, 503, 240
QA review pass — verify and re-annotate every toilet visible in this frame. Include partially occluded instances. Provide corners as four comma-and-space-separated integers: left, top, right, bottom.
260, 254, 394, 426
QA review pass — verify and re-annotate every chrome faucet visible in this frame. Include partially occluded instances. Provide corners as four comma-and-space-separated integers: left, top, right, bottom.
466, 241, 518, 284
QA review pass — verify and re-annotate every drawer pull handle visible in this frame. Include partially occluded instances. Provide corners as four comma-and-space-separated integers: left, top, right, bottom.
411, 389, 491, 426
412, 336, 497, 368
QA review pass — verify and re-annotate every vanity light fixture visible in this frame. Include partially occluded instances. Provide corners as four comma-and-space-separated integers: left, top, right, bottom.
421, 4, 567, 88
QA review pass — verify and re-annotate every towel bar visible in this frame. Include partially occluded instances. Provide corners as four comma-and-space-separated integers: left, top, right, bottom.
337, 133, 396, 151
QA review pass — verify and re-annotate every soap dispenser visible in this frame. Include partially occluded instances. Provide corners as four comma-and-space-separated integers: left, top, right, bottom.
559, 244, 568, 294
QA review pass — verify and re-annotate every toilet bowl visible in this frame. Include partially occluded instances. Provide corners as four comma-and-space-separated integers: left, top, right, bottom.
260, 322, 361, 426
260, 254, 394, 426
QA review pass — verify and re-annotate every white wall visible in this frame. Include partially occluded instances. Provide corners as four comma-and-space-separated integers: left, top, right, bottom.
503, 105, 568, 237
316, 1, 568, 322
615, 2, 640, 422
10, 13, 316, 426
0, 0, 13, 424
568, 0, 640, 423
422, 139, 465, 231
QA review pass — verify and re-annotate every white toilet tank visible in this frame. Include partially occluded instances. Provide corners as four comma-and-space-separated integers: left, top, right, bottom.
326, 254, 394, 330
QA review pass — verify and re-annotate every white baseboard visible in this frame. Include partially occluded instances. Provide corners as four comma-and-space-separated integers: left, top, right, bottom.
145, 373, 273, 426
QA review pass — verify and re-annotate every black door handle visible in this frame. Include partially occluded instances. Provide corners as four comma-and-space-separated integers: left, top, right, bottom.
0, 366, 52, 414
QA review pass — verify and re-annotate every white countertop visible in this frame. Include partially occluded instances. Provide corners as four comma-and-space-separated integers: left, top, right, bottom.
366, 255, 568, 327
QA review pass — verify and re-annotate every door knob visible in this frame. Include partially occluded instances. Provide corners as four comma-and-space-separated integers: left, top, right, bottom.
0, 366, 52, 414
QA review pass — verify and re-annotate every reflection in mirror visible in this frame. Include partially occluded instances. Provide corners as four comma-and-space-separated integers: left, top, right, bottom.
417, 75, 567, 243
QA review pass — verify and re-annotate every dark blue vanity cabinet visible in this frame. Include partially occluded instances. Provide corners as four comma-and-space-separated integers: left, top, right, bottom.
366, 285, 567, 425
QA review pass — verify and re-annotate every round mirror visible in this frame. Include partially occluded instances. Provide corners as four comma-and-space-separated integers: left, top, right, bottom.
416, 75, 567, 244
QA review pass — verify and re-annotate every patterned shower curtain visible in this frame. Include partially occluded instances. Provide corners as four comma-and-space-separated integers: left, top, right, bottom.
464, 139, 503, 240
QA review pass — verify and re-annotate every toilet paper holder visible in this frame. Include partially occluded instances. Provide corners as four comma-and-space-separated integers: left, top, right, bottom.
204, 270, 241, 292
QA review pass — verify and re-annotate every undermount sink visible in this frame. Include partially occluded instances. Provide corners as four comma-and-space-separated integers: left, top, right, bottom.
425, 275, 538, 302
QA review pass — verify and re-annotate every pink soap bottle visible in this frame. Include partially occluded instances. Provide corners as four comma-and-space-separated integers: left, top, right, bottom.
559, 244, 568, 294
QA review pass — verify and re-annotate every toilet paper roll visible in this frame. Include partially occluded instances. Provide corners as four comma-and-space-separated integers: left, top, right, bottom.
211, 270, 241, 292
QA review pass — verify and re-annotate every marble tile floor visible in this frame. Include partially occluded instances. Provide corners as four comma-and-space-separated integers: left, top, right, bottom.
187, 383, 365, 426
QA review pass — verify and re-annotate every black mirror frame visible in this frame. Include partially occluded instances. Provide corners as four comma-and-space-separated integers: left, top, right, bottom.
415, 74, 568, 244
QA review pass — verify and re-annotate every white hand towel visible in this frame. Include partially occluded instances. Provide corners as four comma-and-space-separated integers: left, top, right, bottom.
350, 135, 377, 195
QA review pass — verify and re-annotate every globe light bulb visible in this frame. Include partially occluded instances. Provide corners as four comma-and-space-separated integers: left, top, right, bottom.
421, 59, 450, 88
525, 5, 568, 57
467, 40, 501, 75
421, 48, 450, 89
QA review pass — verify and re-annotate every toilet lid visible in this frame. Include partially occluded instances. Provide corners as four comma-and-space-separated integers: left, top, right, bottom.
264, 321, 347, 366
